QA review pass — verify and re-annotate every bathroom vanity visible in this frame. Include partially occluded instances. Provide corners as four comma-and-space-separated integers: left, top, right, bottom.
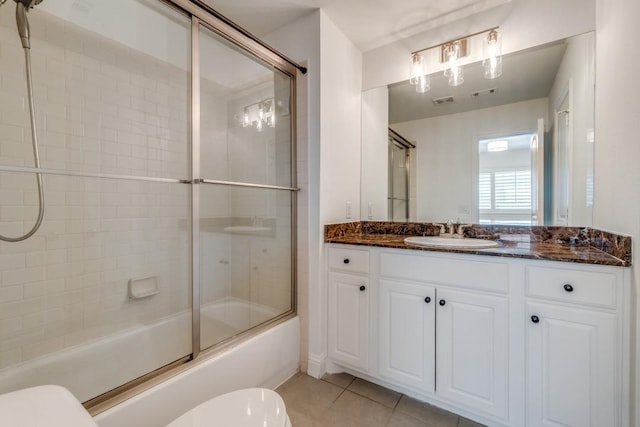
323, 222, 631, 427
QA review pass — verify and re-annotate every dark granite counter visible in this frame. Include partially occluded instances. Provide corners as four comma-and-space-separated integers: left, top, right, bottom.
324, 221, 631, 267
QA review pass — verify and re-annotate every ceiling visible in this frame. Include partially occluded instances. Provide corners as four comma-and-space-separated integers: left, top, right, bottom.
389, 40, 567, 124
202, 0, 513, 52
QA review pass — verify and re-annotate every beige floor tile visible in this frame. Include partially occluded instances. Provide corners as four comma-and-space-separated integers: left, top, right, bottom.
458, 416, 488, 427
347, 378, 402, 408
319, 390, 393, 426
386, 411, 428, 427
277, 373, 344, 419
321, 372, 355, 388
395, 396, 459, 427
276, 371, 306, 393
287, 408, 320, 427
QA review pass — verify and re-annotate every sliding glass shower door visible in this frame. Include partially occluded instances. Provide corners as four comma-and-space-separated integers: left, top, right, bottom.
196, 24, 294, 351
0, 1, 193, 402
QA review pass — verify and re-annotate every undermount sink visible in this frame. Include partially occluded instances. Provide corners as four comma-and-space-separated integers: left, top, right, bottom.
223, 226, 271, 233
404, 236, 499, 249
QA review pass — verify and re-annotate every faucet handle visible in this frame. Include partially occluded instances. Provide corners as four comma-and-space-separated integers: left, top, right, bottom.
457, 224, 472, 237
431, 222, 446, 235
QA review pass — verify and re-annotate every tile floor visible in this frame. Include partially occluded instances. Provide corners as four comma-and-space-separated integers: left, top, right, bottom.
276, 372, 487, 427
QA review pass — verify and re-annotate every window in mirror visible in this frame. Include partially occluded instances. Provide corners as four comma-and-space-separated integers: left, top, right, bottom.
478, 133, 538, 225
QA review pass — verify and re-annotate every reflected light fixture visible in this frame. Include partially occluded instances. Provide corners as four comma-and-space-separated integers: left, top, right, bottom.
239, 98, 275, 131
408, 27, 503, 93
443, 41, 464, 86
483, 29, 502, 79
487, 140, 509, 152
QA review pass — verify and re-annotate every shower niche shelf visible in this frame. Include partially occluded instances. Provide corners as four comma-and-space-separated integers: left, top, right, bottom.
128, 275, 160, 299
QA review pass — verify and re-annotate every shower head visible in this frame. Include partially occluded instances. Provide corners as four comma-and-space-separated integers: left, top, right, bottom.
15, 2, 30, 49
14, 0, 42, 49
15, 0, 44, 7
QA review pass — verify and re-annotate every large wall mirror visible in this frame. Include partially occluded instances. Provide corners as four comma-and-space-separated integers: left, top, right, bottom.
361, 31, 595, 226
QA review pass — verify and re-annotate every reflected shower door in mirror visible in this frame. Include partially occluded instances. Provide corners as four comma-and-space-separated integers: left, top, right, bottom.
388, 130, 414, 221
361, 32, 595, 226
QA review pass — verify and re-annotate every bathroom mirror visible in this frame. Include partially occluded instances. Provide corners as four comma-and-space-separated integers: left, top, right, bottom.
361, 32, 595, 226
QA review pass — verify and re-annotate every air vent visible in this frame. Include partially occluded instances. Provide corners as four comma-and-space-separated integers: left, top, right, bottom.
472, 88, 497, 97
432, 96, 455, 105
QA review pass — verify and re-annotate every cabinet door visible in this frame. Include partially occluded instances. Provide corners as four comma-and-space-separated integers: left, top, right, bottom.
436, 288, 509, 419
379, 279, 435, 392
526, 302, 617, 427
327, 272, 369, 370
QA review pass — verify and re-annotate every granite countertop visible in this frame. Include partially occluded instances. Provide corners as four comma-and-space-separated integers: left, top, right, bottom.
325, 222, 632, 267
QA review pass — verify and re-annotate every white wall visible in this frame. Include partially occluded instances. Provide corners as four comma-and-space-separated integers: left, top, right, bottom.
361, 87, 388, 221
548, 32, 595, 226
264, 10, 363, 377
392, 98, 548, 222
319, 12, 363, 224
362, 0, 595, 90
593, 0, 640, 425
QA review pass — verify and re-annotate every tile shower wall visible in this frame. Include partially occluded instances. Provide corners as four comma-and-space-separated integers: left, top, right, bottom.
0, 7, 191, 371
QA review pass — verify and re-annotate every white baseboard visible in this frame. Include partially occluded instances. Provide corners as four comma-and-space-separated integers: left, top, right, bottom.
306, 354, 326, 379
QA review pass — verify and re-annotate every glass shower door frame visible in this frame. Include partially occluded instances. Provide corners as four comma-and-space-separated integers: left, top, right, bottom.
186, 11, 299, 358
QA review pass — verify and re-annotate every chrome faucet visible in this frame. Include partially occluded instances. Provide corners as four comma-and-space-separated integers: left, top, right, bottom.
432, 221, 455, 237
446, 220, 454, 235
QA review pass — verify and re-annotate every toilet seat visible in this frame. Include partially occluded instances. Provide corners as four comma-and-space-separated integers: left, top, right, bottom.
167, 388, 291, 427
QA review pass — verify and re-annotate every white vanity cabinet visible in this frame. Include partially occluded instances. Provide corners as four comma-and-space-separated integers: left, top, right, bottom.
525, 265, 623, 427
378, 251, 510, 419
435, 288, 509, 419
327, 247, 370, 371
324, 243, 630, 427
379, 278, 436, 392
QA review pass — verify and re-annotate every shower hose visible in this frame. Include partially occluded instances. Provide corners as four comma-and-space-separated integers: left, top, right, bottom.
0, 2, 45, 242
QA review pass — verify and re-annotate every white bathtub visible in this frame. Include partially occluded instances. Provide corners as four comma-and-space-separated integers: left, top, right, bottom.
0, 298, 299, 416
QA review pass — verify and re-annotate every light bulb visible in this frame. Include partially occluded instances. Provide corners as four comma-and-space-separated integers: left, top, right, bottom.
242, 107, 250, 127
483, 30, 502, 79
416, 74, 430, 93
447, 64, 464, 86
409, 53, 424, 85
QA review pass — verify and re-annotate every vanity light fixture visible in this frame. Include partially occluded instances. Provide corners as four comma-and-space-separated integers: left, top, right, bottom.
443, 41, 464, 86
408, 27, 502, 92
487, 139, 509, 152
483, 29, 502, 79
240, 98, 276, 131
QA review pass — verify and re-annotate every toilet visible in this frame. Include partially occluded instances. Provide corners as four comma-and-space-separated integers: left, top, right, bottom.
0, 385, 291, 427
167, 388, 292, 427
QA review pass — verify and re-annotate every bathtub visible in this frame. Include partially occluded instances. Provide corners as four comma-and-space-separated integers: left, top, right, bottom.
0, 298, 299, 422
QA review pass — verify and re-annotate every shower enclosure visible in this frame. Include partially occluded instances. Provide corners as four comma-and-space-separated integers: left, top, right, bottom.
0, 0, 298, 406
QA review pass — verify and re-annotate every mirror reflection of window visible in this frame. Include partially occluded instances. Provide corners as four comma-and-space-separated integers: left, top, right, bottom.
478, 134, 537, 225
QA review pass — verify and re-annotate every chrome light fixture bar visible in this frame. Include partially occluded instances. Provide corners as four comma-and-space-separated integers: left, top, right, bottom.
409, 27, 502, 93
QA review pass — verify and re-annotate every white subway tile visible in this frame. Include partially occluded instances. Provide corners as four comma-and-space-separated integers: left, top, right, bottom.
0, 285, 22, 303
2, 266, 44, 286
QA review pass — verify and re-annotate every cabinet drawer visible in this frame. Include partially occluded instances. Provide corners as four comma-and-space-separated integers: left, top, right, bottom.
380, 252, 508, 293
328, 247, 369, 274
526, 266, 617, 308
